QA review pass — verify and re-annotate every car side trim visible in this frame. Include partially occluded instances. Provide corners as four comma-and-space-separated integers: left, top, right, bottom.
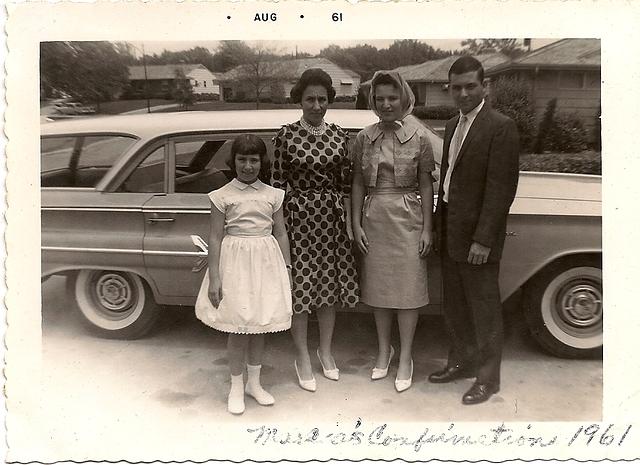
42, 246, 143, 254
42, 207, 142, 213
42, 245, 207, 257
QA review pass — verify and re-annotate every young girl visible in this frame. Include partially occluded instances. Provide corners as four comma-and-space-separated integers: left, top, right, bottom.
195, 134, 292, 415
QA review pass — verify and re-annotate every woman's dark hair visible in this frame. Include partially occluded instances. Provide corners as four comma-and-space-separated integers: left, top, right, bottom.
229, 134, 271, 183
448, 55, 485, 82
290, 68, 336, 104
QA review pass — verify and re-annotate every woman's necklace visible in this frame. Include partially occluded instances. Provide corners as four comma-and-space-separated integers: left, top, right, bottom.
300, 118, 327, 136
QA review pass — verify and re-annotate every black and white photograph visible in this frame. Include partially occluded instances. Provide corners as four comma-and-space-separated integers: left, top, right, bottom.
3, 1, 640, 463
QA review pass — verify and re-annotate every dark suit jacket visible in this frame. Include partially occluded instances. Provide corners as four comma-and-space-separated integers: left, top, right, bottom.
435, 103, 520, 263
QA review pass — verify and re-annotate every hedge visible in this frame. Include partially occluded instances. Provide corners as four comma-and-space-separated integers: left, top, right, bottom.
519, 151, 601, 175
412, 105, 458, 120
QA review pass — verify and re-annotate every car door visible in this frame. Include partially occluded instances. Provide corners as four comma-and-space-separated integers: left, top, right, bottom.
41, 134, 151, 278
141, 133, 240, 302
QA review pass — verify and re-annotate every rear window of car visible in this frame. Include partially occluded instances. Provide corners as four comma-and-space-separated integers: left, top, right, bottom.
41, 134, 137, 188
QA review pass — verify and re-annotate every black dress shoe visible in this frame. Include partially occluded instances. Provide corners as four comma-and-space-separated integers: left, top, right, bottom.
428, 365, 473, 383
462, 382, 500, 405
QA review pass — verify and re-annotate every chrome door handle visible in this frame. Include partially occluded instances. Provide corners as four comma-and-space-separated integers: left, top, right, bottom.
148, 218, 175, 223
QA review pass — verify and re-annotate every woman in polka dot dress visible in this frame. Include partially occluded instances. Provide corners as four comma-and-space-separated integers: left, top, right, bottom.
271, 68, 359, 391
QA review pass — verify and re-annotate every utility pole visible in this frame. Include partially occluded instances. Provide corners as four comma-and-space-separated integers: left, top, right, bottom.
142, 43, 150, 113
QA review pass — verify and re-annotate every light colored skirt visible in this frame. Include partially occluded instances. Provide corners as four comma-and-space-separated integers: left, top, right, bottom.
195, 234, 292, 334
360, 187, 429, 309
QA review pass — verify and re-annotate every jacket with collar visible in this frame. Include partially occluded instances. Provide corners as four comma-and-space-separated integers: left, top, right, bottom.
353, 115, 435, 188
435, 103, 520, 263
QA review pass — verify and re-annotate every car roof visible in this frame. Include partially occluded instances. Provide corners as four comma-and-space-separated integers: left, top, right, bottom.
41, 109, 382, 139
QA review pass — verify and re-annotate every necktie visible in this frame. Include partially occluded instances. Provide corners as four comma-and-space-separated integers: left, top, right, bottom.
443, 115, 468, 203
451, 115, 468, 167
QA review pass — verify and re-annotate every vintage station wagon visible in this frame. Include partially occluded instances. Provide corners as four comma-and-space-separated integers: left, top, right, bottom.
41, 109, 602, 359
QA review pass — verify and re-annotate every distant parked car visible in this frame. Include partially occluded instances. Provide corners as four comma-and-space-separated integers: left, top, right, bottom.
53, 101, 96, 115
41, 110, 602, 359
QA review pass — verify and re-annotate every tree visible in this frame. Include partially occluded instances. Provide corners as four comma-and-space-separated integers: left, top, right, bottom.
461, 39, 526, 58
212, 40, 254, 72
40, 41, 130, 109
385, 40, 453, 69
172, 69, 195, 110
144, 46, 218, 71
232, 44, 294, 109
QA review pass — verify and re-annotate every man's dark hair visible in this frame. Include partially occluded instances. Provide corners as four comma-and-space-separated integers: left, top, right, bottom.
448, 56, 485, 82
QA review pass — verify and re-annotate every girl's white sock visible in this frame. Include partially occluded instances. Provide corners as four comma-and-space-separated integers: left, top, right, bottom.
245, 364, 275, 406
228, 373, 245, 414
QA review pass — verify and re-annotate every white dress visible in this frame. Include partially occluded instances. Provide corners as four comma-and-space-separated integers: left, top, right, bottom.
195, 179, 292, 334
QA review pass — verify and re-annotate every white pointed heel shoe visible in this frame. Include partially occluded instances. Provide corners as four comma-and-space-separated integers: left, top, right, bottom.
294, 360, 316, 392
371, 346, 395, 380
316, 348, 340, 381
395, 359, 413, 393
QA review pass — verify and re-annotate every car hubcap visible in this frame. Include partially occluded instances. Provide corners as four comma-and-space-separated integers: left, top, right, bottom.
552, 275, 602, 340
560, 282, 602, 327
95, 273, 134, 313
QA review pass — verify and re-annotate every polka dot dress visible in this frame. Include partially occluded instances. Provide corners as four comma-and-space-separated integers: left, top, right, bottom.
272, 121, 359, 314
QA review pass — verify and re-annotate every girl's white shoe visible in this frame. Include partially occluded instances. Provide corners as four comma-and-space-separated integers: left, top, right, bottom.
395, 359, 414, 393
228, 374, 245, 414
316, 348, 339, 381
371, 346, 395, 380
294, 360, 316, 392
245, 364, 275, 405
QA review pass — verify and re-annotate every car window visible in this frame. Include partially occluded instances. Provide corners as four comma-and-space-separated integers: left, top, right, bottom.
41, 135, 135, 188
173, 134, 275, 194
41, 137, 78, 187
119, 146, 166, 193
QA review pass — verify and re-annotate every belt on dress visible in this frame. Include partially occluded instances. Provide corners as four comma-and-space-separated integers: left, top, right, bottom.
367, 186, 417, 195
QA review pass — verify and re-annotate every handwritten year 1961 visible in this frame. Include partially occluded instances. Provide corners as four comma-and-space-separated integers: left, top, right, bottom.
568, 424, 632, 447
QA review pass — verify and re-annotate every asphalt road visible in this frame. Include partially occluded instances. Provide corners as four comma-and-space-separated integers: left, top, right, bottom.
35, 276, 602, 459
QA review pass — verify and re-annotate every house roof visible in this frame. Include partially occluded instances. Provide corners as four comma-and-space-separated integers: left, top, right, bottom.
362, 53, 509, 85
128, 64, 219, 81
487, 38, 600, 74
220, 57, 361, 84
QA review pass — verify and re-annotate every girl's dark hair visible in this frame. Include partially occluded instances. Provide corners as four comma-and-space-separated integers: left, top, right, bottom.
229, 134, 271, 183
290, 68, 336, 104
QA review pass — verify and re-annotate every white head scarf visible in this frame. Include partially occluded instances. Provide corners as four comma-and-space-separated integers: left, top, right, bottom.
368, 70, 415, 122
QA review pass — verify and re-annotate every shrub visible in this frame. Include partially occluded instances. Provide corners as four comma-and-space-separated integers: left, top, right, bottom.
489, 76, 536, 152
534, 98, 557, 153
546, 112, 590, 153
412, 105, 458, 120
520, 151, 601, 175
592, 105, 601, 151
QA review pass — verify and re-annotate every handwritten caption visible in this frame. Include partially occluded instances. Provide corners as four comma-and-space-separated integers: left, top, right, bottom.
247, 419, 632, 451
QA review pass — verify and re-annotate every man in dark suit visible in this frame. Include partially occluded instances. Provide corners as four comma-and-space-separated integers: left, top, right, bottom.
429, 56, 520, 404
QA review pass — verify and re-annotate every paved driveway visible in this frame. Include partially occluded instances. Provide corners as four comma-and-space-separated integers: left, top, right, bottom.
31, 276, 602, 460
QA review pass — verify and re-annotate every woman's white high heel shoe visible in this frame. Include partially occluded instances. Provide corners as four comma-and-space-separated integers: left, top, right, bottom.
395, 359, 413, 392
294, 360, 316, 392
317, 348, 339, 381
371, 346, 395, 380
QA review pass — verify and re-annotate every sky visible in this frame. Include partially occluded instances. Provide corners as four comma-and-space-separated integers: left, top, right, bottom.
137, 39, 558, 57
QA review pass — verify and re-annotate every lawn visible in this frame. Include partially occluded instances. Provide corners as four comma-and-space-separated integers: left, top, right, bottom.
97, 99, 174, 114
155, 101, 358, 113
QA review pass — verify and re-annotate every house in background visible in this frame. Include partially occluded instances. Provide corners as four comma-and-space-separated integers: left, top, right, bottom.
361, 53, 510, 107
220, 57, 361, 102
127, 64, 221, 99
486, 38, 600, 132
